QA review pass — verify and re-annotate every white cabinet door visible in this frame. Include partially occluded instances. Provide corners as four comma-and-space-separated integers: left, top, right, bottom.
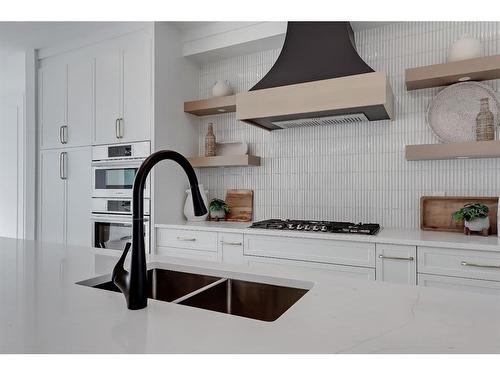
121, 37, 152, 142
220, 233, 244, 264
67, 59, 93, 147
376, 244, 417, 285
65, 147, 91, 246
39, 64, 67, 150
40, 149, 66, 244
94, 48, 121, 145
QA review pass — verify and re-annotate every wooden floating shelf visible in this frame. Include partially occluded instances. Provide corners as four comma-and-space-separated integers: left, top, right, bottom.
184, 95, 236, 116
406, 140, 500, 160
188, 155, 261, 168
405, 55, 500, 90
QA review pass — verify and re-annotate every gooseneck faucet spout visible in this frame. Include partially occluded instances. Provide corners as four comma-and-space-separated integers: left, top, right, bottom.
112, 150, 207, 310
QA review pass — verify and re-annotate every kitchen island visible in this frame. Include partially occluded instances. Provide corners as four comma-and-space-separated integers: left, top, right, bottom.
1, 236, 499, 353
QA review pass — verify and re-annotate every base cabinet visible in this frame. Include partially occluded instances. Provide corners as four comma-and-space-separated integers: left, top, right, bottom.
418, 274, 500, 296
376, 244, 417, 285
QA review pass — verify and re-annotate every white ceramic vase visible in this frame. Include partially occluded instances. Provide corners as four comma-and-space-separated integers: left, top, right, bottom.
212, 80, 233, 97
447, 36, 483, 62
210, 208, 226, 220
464, 216, 490, 232
183, 185, 209, 222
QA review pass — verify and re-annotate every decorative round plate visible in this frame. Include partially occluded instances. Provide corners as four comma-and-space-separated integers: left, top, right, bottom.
426, 82, 499, 143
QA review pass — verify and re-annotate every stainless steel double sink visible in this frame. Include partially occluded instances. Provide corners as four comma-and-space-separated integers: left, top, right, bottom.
79, 268, 310, 322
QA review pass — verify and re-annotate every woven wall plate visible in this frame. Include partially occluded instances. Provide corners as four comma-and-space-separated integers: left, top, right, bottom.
426, 82, 500, 143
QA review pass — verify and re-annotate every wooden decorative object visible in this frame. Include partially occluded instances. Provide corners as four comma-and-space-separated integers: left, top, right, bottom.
476, 98, 495, 141
405, 140, 500, 161
405, 55, 500, 90
420, 196, 498, 234
204, 123, 216, 157
184, 95, 236, 116
187, 155, 261, 168
225, 189, 253, 222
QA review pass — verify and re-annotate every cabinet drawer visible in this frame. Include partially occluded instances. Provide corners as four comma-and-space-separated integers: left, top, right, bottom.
156, 246, 220, 262
244, 234, 375, 267
418, 274, 500, 296
219, 233, 244, 264
418, 246, 500, 282
156, 228, 218, 252
376, 244, 417, 285
245, 256, 375, 281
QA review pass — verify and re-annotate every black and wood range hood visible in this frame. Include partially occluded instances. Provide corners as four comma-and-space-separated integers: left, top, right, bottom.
236, 22, 394, 130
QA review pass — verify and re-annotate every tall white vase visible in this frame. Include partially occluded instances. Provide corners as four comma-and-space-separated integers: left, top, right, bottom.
183, 185, 209, 222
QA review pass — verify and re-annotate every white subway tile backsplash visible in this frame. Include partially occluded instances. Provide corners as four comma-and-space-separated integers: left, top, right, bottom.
195, 22, 500, 228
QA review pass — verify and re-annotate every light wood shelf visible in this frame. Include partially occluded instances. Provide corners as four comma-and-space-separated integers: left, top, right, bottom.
406, 140, 500, 160
405, 55, 500, 90
184, 95, 236, 116
188, 155, 261, 168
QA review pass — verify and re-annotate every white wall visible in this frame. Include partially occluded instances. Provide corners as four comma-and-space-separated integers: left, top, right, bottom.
195, 22, 500, 228
0, 50, 26, 238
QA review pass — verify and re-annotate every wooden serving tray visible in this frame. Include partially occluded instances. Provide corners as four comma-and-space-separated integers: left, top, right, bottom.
420, 196, 498, 234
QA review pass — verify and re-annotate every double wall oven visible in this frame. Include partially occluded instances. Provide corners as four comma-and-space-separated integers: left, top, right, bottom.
91, 141, 151, 253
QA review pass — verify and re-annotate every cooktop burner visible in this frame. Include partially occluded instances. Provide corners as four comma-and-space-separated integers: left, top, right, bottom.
249, 219, 380, 235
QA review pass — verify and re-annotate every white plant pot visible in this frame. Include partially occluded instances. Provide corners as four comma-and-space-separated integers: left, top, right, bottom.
183, 185, 209, 222
464, 216, 490, 231
210, 209, 226, 220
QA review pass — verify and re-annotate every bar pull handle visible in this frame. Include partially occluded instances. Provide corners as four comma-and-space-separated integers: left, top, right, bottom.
59, 125, 68, 144
461, 261, 500, 269
59, 152, 68, 180
176, 236, 196, 241
220, 241, 242, 246
378, 254, 414, 261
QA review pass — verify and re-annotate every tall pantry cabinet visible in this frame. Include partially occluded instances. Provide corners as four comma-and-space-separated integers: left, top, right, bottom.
38, 28, 153, 247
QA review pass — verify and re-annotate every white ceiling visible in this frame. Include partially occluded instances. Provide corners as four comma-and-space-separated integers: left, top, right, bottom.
0, 22, 129, 52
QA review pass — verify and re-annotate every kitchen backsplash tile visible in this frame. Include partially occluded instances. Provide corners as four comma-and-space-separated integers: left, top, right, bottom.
195, 21, 500, 228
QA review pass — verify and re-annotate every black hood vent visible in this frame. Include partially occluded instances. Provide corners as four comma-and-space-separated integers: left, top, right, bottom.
251, 22, 374, 91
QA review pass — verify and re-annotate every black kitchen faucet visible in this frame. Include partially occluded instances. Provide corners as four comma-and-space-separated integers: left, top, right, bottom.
111, 150, 207, 310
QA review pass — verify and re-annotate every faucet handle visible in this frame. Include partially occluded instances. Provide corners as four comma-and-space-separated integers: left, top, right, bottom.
112, 242, 131, 300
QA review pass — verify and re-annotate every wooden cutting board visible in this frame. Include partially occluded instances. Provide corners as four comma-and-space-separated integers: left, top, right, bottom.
225, 189, 253, 222
420, 196, 498, 234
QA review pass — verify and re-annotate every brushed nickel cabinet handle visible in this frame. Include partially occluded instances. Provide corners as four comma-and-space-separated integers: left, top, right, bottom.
59, 125, 68, 144
378, 254, 414, 261
119, 118, 124, 138
59, 152, 67, 180
115, 118, 120, 139
220, 241, 242, 246
176, 236, 196, 241
461, 261, 500, 269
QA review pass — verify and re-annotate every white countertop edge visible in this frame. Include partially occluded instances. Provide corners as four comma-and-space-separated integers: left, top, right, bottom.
155, 222, 500, 252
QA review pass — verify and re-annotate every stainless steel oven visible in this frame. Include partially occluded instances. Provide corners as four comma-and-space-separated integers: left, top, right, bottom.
92, 214, 150, 253
92, 141, 150, 198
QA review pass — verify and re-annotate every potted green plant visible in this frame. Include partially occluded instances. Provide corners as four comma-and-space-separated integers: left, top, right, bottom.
209, 198, 230, 221
452, 203, 490, 234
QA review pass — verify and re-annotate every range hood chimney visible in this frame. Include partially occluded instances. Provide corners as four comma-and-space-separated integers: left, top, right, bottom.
236, 22, 394, 130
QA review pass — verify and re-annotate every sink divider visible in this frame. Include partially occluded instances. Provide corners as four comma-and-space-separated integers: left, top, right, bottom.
170, 277, 228, 304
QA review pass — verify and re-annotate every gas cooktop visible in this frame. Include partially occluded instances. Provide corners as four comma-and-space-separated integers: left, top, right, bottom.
249, 219, 381, 235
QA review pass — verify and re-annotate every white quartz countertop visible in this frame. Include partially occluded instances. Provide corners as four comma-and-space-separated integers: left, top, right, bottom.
1, 237, 500, 353
156, 222, 500, 252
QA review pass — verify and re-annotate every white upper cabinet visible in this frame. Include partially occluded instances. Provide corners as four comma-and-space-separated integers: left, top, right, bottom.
94, 32, 152, 145
94, 48, 122, 144
121, 35, 152, 143
66, 59, 93, 147
39, 59, 93, 149
39, 64, 66, 150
